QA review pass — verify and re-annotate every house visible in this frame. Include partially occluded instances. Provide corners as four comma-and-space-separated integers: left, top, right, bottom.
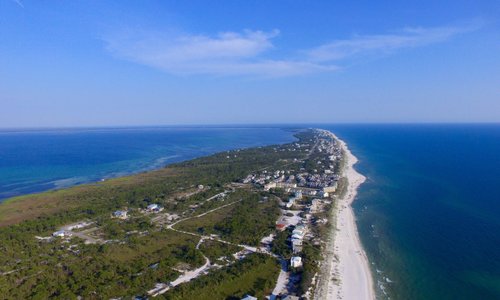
293, 225, 306, 236
276, 222, 288, 231
147, 203, 163, 213
319, 191, 329, 198
52, 230, 71, 238
276, 182, 297, 189
147, 203, 159, 211
241, 295, 257, 300
282, 296, 300, 300
304, 190, 317, 196
291, 233, 304, 240
264, 182, 277, 191
310, 198, 321, 212
292, 239, 303, 253
290, 256, 303, 268
291, 225, 306, 244
113, 210, 128, 219
322, 182, 338, 193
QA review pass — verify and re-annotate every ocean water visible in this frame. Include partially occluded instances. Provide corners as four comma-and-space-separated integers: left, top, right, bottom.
324, 124, 500, 300
0, 126, 296, 201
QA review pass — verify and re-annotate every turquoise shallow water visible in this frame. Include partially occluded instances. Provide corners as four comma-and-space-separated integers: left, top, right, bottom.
0, 126, 296, 201
323, 124, 500, 300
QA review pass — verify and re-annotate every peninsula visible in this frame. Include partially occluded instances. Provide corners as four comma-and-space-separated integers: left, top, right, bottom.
0, 129, 374, 299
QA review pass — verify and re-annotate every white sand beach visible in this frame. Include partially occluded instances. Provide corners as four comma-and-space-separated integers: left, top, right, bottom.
315, 133, 375, 300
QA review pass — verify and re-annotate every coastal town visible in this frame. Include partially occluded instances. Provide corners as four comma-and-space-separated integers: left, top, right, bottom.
0, 129, 373, 300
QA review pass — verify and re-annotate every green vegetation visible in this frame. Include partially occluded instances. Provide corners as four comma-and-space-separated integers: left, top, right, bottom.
198, 240, 242, 263
164, 254, 279, 300
175, 190, 280, 246
271, 229, 292, 259
297, 241, 322, 294
0, 229, 203, 298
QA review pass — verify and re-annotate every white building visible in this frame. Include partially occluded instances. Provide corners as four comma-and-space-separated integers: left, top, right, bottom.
290, 256, 303, 268
113, 210, 128, 219
52, 230, 71, 238
264, 182, 277, 191
147, 203, 163, 212
292, 239, 303, 254
319, 191, 329, 198
147, 203, 159, 211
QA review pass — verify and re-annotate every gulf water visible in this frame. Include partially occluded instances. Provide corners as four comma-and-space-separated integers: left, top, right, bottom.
325, 124, 500, 299
0, 126, 296, 201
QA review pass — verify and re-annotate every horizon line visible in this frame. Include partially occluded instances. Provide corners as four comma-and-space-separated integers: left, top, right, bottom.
1, 122, 499, 132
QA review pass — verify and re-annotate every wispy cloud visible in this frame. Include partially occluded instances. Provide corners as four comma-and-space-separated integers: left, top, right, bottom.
103, 23, 479, 77
12, 0, 24, 8
307, 24, 481, 62
104, 29, 332, 77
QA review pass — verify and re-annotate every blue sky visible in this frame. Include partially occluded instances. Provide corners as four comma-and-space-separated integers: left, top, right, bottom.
1, 0, 499, 127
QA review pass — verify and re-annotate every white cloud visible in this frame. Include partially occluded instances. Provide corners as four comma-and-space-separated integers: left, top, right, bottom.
103, 23, 479, 77
104, 29, 331, 77
307, 24, 480, 62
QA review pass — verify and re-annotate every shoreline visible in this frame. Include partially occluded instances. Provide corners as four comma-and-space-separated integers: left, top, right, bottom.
315, 131, 375, 300
0, 127, 299, 204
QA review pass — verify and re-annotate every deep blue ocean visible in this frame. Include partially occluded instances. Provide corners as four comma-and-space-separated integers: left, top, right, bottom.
324, 124, 500, 300
1, 124, 499, 299
0, 126, 296, 201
